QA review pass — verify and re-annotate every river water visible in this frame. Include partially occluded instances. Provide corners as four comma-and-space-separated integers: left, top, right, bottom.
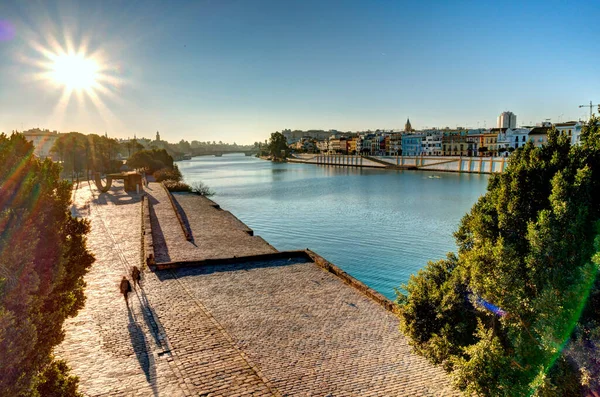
177, 154, 490, 299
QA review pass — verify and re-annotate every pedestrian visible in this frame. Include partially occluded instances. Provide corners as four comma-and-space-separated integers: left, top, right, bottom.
131, 266, 141, 287
120, 276, 132, 305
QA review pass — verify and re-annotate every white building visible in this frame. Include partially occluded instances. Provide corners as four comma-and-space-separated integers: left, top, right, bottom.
22, 128, 60, 158
497, 128, 530, 153
316, 140, 329, 153
554, 121, 583, 146
498, 111, 517, 129
421, 133, 442, 156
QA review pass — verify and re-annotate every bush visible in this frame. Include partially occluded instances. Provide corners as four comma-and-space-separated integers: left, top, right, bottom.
163, 180, 190, 192
190, 181, 215, 197
35, 358, 83, 397
154, 166, 182, 182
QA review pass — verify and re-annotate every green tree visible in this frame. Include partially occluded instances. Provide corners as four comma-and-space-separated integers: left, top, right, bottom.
127, 148, 174, 173
0, 133, 94, 396
122, 138, 144, 158
268, 132, 289, 159
397, 118, 600, 396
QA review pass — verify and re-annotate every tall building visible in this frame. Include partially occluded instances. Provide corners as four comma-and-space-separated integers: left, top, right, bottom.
156, 131, 161, 141
497, 111, 517, 128
404, 118, 412, 132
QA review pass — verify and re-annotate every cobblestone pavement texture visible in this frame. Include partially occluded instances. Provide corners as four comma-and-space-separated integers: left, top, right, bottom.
168, 260, 458, 396
57, 182, 275, 396
57, 181, 458, 396
146, 182, 276, 263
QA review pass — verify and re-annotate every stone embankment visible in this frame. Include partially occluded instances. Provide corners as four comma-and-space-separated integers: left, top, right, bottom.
56, 180, 459, 396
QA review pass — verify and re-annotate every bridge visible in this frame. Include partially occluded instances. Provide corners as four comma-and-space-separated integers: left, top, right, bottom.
189, 148, 258, 157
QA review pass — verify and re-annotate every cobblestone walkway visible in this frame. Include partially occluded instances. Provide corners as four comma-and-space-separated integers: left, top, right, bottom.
57, 181, 457, 396
146, 183, 276, 263
57, 182, 275, 396
165, 260, 457, 396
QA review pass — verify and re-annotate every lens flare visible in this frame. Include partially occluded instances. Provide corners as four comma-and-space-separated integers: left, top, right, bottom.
51, 53, 99, 91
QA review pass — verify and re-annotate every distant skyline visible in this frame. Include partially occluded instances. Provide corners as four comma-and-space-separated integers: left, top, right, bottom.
0, 0, 598, 144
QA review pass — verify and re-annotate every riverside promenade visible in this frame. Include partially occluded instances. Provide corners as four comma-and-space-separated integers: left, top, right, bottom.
56, 181, 458, 396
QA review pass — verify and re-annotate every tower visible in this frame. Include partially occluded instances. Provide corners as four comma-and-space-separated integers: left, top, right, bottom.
497, 112, 517, 128
156, 131, 160, 141
404, 118, 412, 133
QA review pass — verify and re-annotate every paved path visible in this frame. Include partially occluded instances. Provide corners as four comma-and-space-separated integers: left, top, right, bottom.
57, 181, 458, 396
146, 183, 276, 263
167, 259, 458, 396
57, 182, 275, 396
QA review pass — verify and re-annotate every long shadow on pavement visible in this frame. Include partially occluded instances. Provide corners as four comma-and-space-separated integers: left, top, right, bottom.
154, 256, 309, 282
138, 286, 167, 349
127, 304, 159, 397
170, 192, 196, 245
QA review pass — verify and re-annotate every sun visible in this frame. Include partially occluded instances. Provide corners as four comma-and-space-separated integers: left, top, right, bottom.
51, 53, 99, 91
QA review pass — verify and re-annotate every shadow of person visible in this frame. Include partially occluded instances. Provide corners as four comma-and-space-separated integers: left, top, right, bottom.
138, 287, 165, 349
127, 305, 159, 396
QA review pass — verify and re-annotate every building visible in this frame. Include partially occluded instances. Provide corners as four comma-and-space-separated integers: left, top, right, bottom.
404, 118, 412, 133
387, 133, 402, 155
554, 121, 583, 146
282, 129, 332, 142
401, 134, 424, 156
497, 128, 530, 154
347, 137, 357, 154
316, 140, 329, 153
422, 132, 442, 156
22, 128, 60, 158
528, 127, 550, 148
478, 132, 499, 156
442, 132, 471, 156
355, 136, 363, 154
328, 136, 347, 154
498, 111, 517, 129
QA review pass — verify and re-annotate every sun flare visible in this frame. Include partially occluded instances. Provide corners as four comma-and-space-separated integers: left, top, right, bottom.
51, 53, 99, 91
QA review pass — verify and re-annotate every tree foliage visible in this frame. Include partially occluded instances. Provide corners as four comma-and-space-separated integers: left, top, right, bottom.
51, 132, 121, 176
267, 132, 289, 159
397, 118, 600, 396
0, 133, 94, 396
127, 148, 174, 173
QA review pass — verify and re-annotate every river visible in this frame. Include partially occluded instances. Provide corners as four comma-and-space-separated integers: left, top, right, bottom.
177, 154, 490, 299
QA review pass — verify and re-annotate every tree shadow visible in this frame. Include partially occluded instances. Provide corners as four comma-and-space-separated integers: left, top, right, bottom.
147, 194, 171, 263
92, 182, 142, 206
127, 305, 158, 397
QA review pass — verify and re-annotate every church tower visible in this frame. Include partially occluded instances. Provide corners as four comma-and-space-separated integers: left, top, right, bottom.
156, 131, 161, 141
404, 118, 412, 133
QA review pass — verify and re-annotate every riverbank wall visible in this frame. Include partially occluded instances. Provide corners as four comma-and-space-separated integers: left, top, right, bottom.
289, 153, 508, 174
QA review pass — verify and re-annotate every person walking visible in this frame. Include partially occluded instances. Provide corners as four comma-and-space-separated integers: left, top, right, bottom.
131, 266, 141, 287
120, 276, 132, 305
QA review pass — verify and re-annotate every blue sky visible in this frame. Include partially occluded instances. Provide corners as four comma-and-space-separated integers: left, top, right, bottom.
0, 0, 598, 144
